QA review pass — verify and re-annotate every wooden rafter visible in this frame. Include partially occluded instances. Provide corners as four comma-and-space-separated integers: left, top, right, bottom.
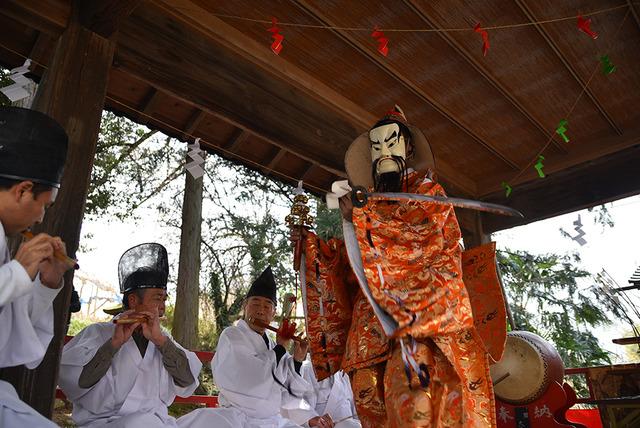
300, 163, 315, 181
154, 0, 476, 195
403, 0, 567, 155
628, 0, 640, 31
78, 0, 143, 38
140, 87, 161, 115
182, 109, 205, 141
223, 128, 249, 151
264, 148, 287, 175
514, 0, 622, 135
294, 0, 522, 171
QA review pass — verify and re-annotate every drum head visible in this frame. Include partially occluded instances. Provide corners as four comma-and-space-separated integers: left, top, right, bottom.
490, 331, 564, 404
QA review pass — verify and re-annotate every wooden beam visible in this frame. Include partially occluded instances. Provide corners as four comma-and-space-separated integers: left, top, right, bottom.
139, 87, 161, 116
478, 126, 640, 196
78, 0, 143, 38
223, 128, 249, 151
154, 0, 476, 196
264, 148, 287, 175
28, 31, 55, 70
480, 145, 640, 233
403, 0, 567, 155
514, 0, 622, 135
300, 163, 315, 181
294, 0, 522, 171
182, 109, 205, 141
1, 0, 68, 37
0, 15, 116, 417
628, 0, 640, 32
461, 211, 492, 250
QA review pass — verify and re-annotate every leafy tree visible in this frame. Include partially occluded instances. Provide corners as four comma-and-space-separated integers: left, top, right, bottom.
497, 250, 620, 368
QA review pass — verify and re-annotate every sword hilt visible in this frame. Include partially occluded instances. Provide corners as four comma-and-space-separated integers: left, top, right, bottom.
351, 185, 368, 208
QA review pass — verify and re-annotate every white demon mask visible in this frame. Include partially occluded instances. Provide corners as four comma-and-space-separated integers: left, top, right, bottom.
369, 122, 407, 175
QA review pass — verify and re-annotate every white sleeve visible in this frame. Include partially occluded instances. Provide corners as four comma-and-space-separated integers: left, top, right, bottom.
0, 260, 33, 307
212, 328, 280, 400
58, 325, 113, 402
0, 282, 59, 369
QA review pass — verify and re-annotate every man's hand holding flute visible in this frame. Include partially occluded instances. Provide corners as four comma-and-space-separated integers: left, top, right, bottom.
16, 231, 77, 289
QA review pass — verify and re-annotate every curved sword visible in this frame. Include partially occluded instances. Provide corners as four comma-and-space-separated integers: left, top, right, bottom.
351, 186, 523, 218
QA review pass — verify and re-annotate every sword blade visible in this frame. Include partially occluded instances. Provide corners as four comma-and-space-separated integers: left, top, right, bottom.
367, 192, 524, 218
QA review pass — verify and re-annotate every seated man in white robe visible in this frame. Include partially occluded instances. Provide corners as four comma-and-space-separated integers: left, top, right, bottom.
179, 266, 311, 428
58, 243, 202, 428
0, 106, 75, 428
282, 359, 361, 428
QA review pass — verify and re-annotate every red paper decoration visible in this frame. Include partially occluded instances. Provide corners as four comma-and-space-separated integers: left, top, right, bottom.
268, 17, 284, 55
371, 27, 389, 56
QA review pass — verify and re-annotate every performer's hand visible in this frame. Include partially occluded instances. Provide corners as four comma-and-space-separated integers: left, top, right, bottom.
293, 338, 309, 363
276, 332, 292, 348
338, 194, 353, 222
289, 226, 308, 245
111, 311, 140, 348
38, 236, 73, 289
14, 233, 55, 281
309, 414, 334, 428
140, 307, 167, 347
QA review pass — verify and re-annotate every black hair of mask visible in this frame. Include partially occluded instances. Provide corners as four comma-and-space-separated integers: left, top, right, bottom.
0, 106, 68, 188
246, 266, 278, 306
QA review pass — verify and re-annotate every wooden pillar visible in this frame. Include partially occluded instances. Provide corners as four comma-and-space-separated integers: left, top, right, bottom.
171, 152, 204, 349
0, 4, 117, 418
461, 211, 491, 250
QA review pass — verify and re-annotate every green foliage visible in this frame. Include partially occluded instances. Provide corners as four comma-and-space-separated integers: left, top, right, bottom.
197, 161, 297, 333
314, 199, 343, 241
67, 317, 93, 336
86, 111, 182, 221
498, 249, 616, 368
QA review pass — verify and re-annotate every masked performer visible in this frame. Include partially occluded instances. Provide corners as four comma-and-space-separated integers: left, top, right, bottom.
0, 106, 74, 428
294, 106, 505, 428
58, 243, 202, 428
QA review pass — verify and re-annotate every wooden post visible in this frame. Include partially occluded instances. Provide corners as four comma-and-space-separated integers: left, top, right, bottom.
0, 6, 116, 418
461, 211, 491, 250
171, 152, 204, 349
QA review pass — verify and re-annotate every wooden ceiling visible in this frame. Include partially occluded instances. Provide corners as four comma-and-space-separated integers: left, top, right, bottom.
1, 0, 639, 233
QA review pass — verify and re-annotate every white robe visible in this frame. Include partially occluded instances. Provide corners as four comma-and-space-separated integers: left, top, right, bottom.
179, 319, 310, 428
0, 222, 60, 428
58, 322, 202, 428
282, 361, 361, 428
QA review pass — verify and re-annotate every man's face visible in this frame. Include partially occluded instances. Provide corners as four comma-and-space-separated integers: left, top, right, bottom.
1, 182, 57, 235
370, 123, 407, 175
244, 296, 276, 334
130, 288, 167, 317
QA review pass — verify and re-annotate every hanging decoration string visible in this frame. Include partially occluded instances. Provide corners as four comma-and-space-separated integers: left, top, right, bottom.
507, 7, 630, 186
193, 3, 630, 32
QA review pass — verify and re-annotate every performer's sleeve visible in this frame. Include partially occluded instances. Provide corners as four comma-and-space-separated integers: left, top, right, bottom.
59, 325, 115, 401
166, 338, 202, 397
158, 338, 198, 388
78, 339, 119, 388
212, 327, 281, 400
0, 260, 32, 307
0, 280, 60, 369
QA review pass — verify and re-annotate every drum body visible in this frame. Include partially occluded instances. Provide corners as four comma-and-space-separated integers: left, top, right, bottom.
490, 331, 565, 405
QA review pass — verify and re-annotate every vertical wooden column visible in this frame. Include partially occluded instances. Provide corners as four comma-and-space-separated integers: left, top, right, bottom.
0, 10, 115, 417
171, 152, 204, 349
461, 211, 491, 249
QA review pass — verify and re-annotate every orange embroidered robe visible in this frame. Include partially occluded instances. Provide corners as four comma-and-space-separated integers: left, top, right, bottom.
302, 170, 505, 428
